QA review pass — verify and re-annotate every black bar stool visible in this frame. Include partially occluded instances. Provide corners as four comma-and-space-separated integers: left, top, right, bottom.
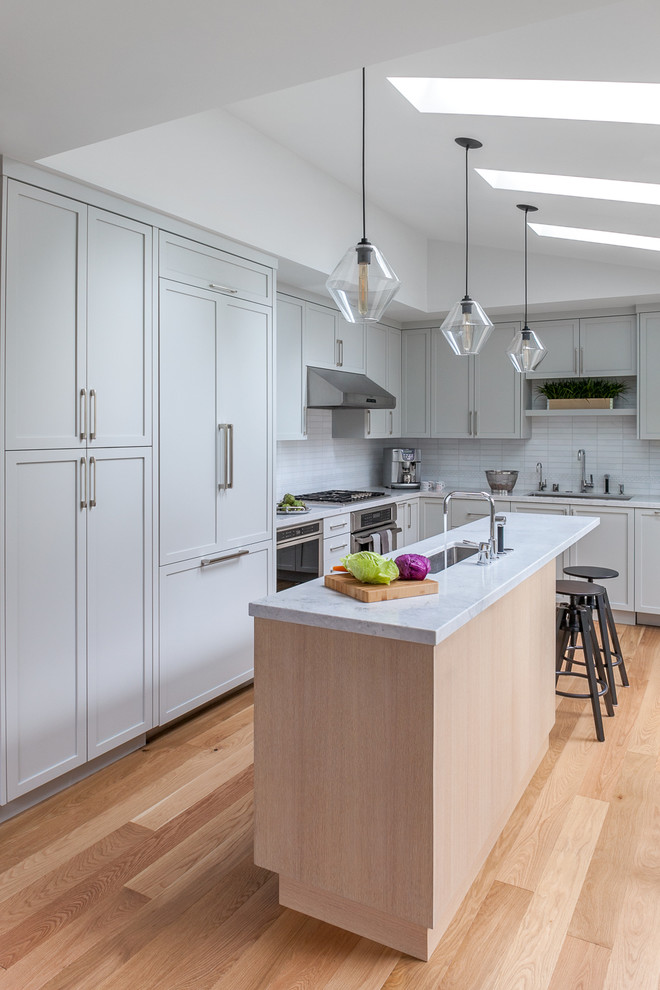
563, 565, 629, 703
556, 583, 614, 742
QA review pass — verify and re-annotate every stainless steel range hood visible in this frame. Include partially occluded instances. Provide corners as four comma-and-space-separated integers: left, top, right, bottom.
307, 366, 395, 409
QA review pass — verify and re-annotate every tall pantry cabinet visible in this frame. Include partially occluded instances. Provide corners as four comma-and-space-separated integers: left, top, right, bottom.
157, 232, 274, 724
2, 179, 153, 802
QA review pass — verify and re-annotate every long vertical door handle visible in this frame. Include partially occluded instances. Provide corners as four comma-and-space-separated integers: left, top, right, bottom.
580, 346, 584, 375
367, 410, 371, 436
389, 410, 393, 435
574, 347, 579, 374
227, 423, 234, 489
217, 424, 229, 490
89, 456, 96, 507
80, 457, 87, 509
474, 410, 478, 436
468, 410, 472, 436
407, 503, 412, 528
89, 389, 97, 440
80, 388, 87, 441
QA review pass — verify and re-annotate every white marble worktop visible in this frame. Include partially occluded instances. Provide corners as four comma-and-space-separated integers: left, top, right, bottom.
252, 512, 599, 646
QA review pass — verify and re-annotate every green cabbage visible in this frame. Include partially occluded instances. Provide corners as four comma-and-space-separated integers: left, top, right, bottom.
340, 551, 399, 585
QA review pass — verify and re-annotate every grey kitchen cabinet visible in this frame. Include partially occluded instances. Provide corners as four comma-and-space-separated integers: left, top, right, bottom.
634, 507, 660, 616
323, 513, 351, 571
525, 315, 636, 379
568, 505, 634, 612
397, 498, 420, 547
510, 501, 570, 577
276, 293, 306, 440
431, 323, 530, 439
331, 323, 402, 439
401, 328, 431, 437
637, 313, 660, 440
445, 497, 511, 532
305, 301, 365, 373
4, 181, 153, 451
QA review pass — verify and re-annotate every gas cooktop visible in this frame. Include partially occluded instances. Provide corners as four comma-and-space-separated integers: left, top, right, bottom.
296, 490, 384, 504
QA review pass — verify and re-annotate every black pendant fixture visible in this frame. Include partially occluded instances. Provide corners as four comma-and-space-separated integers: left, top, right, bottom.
507, 204, 547, 372
441, 137, 493, 356
326, 68, 401, 323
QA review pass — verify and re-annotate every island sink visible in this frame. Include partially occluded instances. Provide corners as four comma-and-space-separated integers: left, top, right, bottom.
526, 491, 632, 500
427, 542, 479, 572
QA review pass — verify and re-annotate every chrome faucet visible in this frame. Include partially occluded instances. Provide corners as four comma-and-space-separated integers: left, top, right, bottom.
443, 490, 497, 563
577, 449, 593, 493
536, 461, 546, 491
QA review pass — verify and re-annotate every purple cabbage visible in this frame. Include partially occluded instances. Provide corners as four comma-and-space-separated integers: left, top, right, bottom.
394, 553, 431, 581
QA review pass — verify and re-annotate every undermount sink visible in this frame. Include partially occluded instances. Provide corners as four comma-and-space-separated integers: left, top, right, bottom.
427, 543, 479, 573
525, 491, 633, 501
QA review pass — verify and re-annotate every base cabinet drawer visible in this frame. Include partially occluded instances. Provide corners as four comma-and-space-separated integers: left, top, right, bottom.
159, 542, 271, 724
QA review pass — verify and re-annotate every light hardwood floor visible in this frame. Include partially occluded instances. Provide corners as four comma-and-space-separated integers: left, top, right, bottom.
0, 623, 658, 990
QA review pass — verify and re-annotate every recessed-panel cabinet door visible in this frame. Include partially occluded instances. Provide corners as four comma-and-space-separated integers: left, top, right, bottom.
569, 506, 634, 611
159, 281, 221, 564
474, 323, 526, 439
5, 182, 86, 449
635, 508, 660, 614
87, 449, 153, 757
217, 297, 273, 550
5, 450, 86, 799
430, 329, 471, 438
87, 210, 153, 447
159, 543, 271, 723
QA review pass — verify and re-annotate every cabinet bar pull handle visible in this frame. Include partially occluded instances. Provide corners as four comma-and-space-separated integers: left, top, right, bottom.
580, 346, 584, 375
89, 388, 97, 440
217, 424, 228, 490
337, 339, 344, 367
367, 410, 371, 435
474, 410, 478, 436
227, 423, 234, 489
574, 347, 579, 374
329, 542, 348, 552
329, 522, 347, 530
389, 410, 393, 435
302, 405, 307, 436
89, 456, 96, 508
80, 457, 87, 509
468, 410, 472, 435
407, 503, 412, 527
80, 388, 87, 441
201, 549, 249, 567
208, 283, 238, 294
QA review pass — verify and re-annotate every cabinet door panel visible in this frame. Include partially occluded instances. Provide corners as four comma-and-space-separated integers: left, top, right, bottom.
510, 502, 569, 576
637, 314, 660, 440
388, 328, 402, 437
276, 295, 306, 440
305, 303, 338, 368
475, 324, 526, 439
431, 330, 471, 438
87, 210, 152, 447
524, 320, 579, 378
569, 507, 634, 611
401, 329, 430, 437
580, 316, 636, 376
217, 298, 272, 549
635, 509, 660, 614
5, 451, 86, 799
87, 449, 152, 756
5, 182, 86, 449
159, 230, 272, 304
159, 544, 270, 723
159, 281, 220, 563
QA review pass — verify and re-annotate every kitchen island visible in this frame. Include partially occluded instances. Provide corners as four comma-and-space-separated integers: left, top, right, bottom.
249, 512, 598, 960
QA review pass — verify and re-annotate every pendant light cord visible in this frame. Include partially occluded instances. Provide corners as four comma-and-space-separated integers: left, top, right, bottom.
361, 66, 367, 242
464, 142, 469, 298
523, 206, 528, 326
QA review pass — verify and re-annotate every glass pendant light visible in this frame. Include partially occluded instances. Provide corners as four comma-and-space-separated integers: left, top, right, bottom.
441, 137, 493, 356
326, 68, 401, 323
507, 204, 547, 372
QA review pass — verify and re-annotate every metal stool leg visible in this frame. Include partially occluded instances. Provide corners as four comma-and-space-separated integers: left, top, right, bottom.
594, 593, 618, 705
602, 587, 629, 688
578, 608, 606, 742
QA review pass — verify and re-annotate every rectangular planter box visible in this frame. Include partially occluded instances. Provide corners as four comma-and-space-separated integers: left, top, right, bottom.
547, 398, 614, 410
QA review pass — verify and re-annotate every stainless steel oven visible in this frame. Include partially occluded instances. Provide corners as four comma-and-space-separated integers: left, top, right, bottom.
276, 519, 323, 592
350, 502, 400, 554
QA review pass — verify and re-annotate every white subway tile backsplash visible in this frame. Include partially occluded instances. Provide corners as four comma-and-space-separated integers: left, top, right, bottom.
277, 414, 660, 498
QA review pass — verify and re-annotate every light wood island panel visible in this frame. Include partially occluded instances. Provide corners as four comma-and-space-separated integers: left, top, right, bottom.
253, 560, 556, 960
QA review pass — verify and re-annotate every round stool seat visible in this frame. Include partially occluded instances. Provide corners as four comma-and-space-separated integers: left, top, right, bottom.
556, 579, 607, 598
563, 565, 619, 581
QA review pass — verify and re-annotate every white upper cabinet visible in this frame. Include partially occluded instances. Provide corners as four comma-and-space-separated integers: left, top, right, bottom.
87, 209, 153, 447
525, 315, 636, 379
305, 301, 365, 373
159, 280, 272, 565
638, 313, 660, 440
5, 182, 87, 450
276, 294, 306, 440
4, 182, 153, 450
159, 230, 272, 305
331, 323, 401, 439
431, 323, 529, 439
401, 328, 431, 437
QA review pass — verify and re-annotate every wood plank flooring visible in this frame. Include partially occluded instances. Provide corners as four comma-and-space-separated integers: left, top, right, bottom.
1, 623, 659, 990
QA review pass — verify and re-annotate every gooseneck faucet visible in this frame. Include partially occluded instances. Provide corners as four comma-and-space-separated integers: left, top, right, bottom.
536, 461, 546, 491
443, 490, 497, 563
578, 449, 593, 493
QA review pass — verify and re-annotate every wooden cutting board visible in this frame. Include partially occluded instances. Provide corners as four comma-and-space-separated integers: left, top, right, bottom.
324, 571, 439, 603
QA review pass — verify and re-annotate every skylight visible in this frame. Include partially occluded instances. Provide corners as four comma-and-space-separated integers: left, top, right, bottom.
529, 223, 660, 252
477, 169, 660, 205
387, 78, 660, 125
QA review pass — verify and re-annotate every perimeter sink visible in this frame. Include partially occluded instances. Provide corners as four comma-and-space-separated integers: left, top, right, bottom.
525, 491, 633, 501
427, 543, 479, 573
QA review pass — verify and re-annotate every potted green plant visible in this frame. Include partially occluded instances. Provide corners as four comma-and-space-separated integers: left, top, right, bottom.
536, 378, 629, 410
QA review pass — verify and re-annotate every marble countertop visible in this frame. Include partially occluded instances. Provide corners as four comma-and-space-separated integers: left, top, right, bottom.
275, 487, 659, 530
253, 512, 599, 646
